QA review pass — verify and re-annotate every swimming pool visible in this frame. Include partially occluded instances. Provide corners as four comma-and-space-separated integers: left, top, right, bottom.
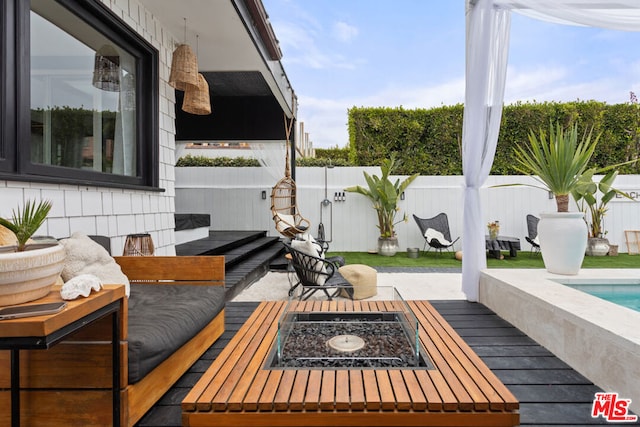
565, 282, 640, 312
479, 269, 640, 415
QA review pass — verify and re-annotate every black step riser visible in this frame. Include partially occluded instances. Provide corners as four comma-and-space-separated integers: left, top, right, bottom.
174, 229, 283, 302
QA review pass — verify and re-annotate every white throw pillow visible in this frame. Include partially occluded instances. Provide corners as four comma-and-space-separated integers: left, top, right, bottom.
533, 235, 540, 245
60, 232, 130, 297
276, 213, 296, 227
290, 237, 327, 286
424, 228, 452, 246
303, 233, 324, 256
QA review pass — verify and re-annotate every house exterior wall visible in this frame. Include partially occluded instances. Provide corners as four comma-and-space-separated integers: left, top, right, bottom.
176, 167, 640, 253
0, 0, 178, 255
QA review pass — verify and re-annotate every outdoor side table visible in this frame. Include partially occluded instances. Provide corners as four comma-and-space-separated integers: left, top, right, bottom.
485, 235, 521, 258
0, 284, 125, 427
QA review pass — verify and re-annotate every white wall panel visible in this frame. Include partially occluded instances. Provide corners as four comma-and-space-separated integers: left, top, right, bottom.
175, 167, 640, 253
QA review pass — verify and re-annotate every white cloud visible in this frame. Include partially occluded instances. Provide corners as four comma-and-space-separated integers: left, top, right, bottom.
299, 65, 638, 149
332, 21, 359, 43
504, 65, 632, 104
297, 78, 466, 148
274, 20, 362, 70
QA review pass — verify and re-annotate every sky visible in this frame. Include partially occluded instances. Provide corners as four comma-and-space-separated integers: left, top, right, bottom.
262, 0, 640, 149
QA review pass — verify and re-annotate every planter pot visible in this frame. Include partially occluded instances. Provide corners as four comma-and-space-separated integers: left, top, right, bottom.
0, 243, 66, 306
537, 212, 587, 275
586, 237, 610, 257
407, 247, 419, 258
378, 237, 399, 257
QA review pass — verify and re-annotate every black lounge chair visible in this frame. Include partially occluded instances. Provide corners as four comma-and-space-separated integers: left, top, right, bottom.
413, 213, 460, 255
525, 214, 541, 256
283, 242, 351, 300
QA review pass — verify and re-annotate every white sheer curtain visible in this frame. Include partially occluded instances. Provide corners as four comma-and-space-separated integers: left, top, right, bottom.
462, 0, 640, 301
249, 141, 287, 183
113, 53, 136, 176
496, 0, 640, 30
461, 0, 511, 301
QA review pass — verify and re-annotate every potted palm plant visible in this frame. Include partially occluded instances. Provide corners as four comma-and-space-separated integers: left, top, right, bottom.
0, 200, 65, 306
511, 122, 599, 274
345, 155, 419, 256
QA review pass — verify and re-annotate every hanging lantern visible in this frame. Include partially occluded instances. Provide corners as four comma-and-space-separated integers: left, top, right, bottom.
92, 44, 120, 92
182, 73, 211, 115
169, 44, 199, 91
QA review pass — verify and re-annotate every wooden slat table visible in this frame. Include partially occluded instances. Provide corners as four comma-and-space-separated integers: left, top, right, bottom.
182, 300, 519, 426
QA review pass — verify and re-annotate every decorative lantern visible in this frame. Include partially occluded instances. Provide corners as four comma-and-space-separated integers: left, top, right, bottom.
182, 73, 212, 115
92, 44, 120, 92
169, 44, 199, 91
123, 233, 155, 256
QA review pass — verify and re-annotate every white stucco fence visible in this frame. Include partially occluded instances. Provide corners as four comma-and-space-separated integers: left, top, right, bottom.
175, 167, 640, 254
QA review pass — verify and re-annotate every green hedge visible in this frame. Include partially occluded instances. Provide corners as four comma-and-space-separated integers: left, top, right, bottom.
176, 155, 260, 167
314, 147, 351, 163
349, 101, 640, 175
296, 157, 350, 167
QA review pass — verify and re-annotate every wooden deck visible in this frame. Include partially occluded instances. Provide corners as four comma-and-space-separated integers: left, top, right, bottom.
182, 300, 519, 427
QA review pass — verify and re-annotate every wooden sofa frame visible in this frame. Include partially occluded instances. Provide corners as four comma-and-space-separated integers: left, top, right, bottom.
0, 255, 225, 426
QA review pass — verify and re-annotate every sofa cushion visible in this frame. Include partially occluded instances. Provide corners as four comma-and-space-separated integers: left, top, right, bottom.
127, 283, 225, 384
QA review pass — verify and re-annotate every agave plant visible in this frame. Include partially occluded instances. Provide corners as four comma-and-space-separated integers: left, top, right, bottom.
0, 199, 52, 251
344, 154, 419, 238
512, 122, 599, 212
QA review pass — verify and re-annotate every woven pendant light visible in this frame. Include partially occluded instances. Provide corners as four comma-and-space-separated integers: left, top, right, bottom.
182, 73, 211, 115
93, 44, 120, 92
169, 44, 199, 91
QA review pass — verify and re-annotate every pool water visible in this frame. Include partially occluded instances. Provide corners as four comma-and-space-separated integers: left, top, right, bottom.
567, 284, 640, 312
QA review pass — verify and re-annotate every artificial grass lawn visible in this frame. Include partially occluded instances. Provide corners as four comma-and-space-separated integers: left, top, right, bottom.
327, 250, 640, 269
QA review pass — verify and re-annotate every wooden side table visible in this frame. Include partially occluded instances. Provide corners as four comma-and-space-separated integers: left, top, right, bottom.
0, 285, 125, 427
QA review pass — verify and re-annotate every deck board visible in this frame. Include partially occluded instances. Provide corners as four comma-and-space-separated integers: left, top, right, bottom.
138, 300, 637, 427
182, 300, 519, 426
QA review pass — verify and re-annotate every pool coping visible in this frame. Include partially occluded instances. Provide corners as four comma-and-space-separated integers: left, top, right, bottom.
479, 268, 640, 414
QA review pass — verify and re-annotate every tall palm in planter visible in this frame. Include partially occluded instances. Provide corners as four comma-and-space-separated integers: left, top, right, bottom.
512, 123, 599, 274
0, 200, 65, 306
345, 155, 419, 256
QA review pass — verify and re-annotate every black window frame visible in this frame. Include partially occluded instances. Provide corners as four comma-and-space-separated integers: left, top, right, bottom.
0, 0, 16, 174
1, 0, 159, 189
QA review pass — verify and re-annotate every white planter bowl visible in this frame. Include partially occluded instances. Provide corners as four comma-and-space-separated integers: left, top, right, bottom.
538, 212, 587, 275
0, 243, 66, 306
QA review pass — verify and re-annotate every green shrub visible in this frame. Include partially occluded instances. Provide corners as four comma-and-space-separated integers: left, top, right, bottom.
314, 146, 351, 163
296, 157, 351, 167
348, 101, 640, 175
176, 155, 260, 167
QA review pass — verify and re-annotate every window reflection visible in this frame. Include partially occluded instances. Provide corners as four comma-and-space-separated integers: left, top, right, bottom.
30, 2, 137, 176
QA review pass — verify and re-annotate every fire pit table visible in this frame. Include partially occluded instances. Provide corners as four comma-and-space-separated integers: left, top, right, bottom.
182, 290, 519, 427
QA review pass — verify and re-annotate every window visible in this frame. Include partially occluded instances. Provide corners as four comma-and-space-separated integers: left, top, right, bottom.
0, 0, 15, 173
1, 0, 158, 188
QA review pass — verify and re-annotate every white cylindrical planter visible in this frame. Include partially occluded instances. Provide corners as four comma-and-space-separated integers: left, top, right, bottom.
538, 212, 587, 275
0, 243, 66, 306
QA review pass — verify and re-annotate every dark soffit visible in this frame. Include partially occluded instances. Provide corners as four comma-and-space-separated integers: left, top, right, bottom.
202, 71, 272, 97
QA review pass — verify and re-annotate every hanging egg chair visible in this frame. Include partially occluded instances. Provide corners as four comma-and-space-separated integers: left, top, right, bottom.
271, 115, 310, 238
